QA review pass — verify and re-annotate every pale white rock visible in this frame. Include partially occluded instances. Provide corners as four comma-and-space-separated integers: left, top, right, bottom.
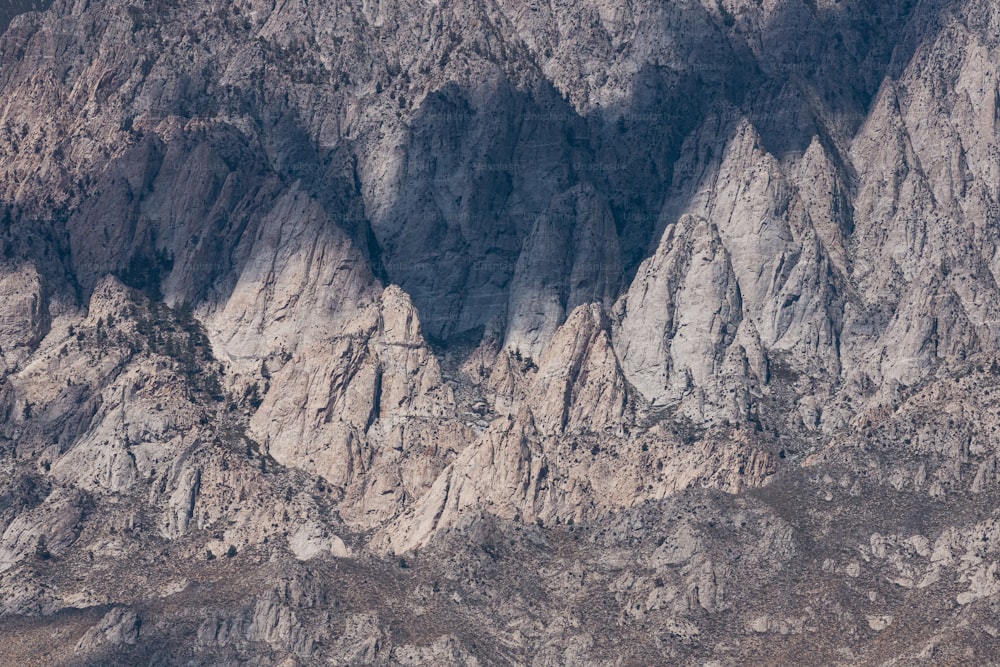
0, 487, 84, 572
288, 520, 350, 561
75, 607, 142, 652
867, 615, 893, 632
0, 263, 48, 374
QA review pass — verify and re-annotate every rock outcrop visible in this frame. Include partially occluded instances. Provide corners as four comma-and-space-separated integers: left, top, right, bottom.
3, 0, 1000, 663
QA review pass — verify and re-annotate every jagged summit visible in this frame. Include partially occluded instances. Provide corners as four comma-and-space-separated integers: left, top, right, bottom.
2, 0, 1000, 663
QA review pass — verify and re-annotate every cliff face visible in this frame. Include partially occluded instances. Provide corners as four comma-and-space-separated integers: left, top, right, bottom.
3, 0, 1000, 663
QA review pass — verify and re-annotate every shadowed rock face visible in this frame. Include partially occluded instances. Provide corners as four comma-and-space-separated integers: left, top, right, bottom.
4, 0, 1000, 664
0, 0, 49, 34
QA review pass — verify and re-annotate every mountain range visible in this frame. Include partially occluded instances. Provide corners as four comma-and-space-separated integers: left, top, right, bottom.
2, 0, 1000, 663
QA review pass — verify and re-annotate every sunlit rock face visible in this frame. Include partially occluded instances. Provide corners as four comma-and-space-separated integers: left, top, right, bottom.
3, 0, 1000, 663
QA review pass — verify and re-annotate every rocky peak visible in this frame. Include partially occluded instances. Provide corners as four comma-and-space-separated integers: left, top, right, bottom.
4, 0, 1000, 663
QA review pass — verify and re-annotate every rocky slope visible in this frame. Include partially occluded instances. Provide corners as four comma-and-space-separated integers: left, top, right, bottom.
3, 0, 1000, 663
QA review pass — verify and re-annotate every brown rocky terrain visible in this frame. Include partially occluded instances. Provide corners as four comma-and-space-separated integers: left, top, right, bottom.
3, 0, 1000, 663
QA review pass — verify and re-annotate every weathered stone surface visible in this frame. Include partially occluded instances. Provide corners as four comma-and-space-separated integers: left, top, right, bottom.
3, 0, 1000, 664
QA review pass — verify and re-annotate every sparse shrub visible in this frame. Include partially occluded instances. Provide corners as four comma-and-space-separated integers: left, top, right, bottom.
35, 535, 50, 560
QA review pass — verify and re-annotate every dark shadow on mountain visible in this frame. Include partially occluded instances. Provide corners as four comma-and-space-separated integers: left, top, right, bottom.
371, 0, 933, 343
59, 119, 380, 321
739, 0, 926, 160
0, 0, 51, 36
0, 0, 956, 353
